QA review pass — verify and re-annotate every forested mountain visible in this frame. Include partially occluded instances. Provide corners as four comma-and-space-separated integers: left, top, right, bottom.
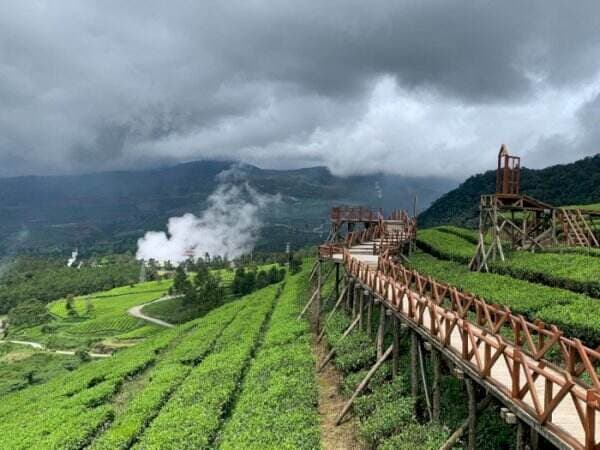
419, 154, 600, 228
0, 161, 455, 257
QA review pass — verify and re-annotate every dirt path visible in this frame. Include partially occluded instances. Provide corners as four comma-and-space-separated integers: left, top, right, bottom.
127, 295, 180, 328
0, 340, 111, 358
309, 289, 363, 450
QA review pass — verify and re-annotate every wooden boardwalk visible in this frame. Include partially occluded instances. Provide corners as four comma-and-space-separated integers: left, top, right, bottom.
326, 239, 600, 450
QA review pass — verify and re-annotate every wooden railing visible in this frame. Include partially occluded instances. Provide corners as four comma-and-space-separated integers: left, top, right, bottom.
339, 249, 600, 450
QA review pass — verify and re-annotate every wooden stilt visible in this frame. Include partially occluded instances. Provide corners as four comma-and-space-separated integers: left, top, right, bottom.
317, 285, 349, 343
432, 348, 441, 422
335, 263, 340, 302
366, 293, 373, 337
439, 395, 492, 450
392, 313, 399, 378
297, 289, 319, 320
315, 260, 322, 332
418, 340, 432, 421
359, 289, 365, 331
530, 428, 539, 450
516, 421, 525, 450
376, 302, 385, 359
352, 285, 358, 317
345, 278, 353, 311
319, 284, 336, 313
318, 314, 361, 372
335, 345, 394, 425
411, 332, 419, 402
466, 377, 477, 450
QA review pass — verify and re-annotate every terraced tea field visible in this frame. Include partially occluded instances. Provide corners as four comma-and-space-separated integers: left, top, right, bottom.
0, 269, 320, 450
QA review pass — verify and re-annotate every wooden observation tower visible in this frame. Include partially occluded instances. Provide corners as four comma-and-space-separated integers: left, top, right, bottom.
470, 145, 600, 271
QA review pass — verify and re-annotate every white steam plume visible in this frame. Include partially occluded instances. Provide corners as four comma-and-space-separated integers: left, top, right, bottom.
136, 166, 279, 263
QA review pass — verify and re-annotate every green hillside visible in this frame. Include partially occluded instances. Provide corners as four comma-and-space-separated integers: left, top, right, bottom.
0, 268, 319, 450
419, 154, 600, 228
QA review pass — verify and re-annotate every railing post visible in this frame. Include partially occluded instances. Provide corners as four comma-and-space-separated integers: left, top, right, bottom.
585, 390, 597, 450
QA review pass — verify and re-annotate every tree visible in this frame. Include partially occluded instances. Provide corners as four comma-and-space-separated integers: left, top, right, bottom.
8, 299, 50, 328
66, 294, 78, 318
23, 371, 36, 385
173, 266, 191, 295
255, 270, 269, 289
85, 298, 95, 317
290, 255, 303, 274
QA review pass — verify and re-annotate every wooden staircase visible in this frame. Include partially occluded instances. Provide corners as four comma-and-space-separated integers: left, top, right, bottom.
559, 207, 599, 247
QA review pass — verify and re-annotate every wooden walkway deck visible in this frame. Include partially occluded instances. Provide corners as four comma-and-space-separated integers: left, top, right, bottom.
326, 240, 600, 450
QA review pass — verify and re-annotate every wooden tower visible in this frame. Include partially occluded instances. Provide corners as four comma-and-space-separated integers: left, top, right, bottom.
470, 146, 557, 271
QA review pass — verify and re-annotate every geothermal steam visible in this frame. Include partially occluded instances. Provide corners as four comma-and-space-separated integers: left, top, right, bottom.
136, 167, 278, 263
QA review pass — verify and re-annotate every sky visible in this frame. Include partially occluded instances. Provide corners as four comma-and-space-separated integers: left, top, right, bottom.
1, 1, 600, 180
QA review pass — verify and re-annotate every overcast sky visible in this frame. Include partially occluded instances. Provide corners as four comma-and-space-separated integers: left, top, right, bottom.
1, 1, 600, 179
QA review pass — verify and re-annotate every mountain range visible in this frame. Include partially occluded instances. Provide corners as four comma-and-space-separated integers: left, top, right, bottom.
0, 161, 455, 257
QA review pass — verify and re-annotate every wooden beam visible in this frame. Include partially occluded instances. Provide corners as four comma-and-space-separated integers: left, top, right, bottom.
432, 348, 441, 422
318, 313, 361, 372
466, 377, 477, 450
317, 285, 349, 343
335, 345, 394, 425
439, 394, 491, 450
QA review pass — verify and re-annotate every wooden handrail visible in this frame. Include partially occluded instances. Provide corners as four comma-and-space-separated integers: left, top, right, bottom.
337, 248, 600, 450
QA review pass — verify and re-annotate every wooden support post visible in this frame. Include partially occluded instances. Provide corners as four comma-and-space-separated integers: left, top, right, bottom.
377, 302, 385, 359
418, 340, 432, 421
392, 313, 399, 378
352, 285, 358, 318
465, 377, 477, 450
366, 293, 373, 337
439, 395, 492, 450
316, 260, 322, 332
411, 332, 419, 402
318, 314, 361, 372
345, 278, 353, 311
335, 345, 394, 425
297, 289, 319, 320
335, 263, 340, 302
516, 421, 525, 450
359, 289, 365, 331
317, 285, 349, 343
432, 348, 441, 423
530, 428, 539, 450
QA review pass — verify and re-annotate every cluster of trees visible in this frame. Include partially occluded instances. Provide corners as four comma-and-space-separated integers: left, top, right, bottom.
7, 299, 49, 328
0, 256, 140, 314
171, 265, 225, 315
231, 265, 286, 296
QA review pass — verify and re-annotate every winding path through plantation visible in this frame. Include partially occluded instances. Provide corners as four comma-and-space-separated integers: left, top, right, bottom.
126, 294, 180, 328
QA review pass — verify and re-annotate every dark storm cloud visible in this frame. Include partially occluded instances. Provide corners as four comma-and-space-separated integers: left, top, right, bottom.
1, 0, 600, 178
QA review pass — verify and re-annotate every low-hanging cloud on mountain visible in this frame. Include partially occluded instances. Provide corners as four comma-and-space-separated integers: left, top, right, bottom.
136, 166, 280, 263
2, 1, 600, 178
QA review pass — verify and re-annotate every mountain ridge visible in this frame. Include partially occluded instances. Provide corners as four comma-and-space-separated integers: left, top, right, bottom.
0, 159, 456, 257
419, 154, 600, 228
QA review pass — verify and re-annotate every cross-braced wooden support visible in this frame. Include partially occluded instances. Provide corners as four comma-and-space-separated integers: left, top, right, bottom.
318, 312, 361, 372
335, 344, 394, 425
317, 285, 349, 343
470, 194, 557, 271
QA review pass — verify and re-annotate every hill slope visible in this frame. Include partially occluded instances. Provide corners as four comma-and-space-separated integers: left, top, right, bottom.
0, 161, 454, 257
419, 154, 600, 228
